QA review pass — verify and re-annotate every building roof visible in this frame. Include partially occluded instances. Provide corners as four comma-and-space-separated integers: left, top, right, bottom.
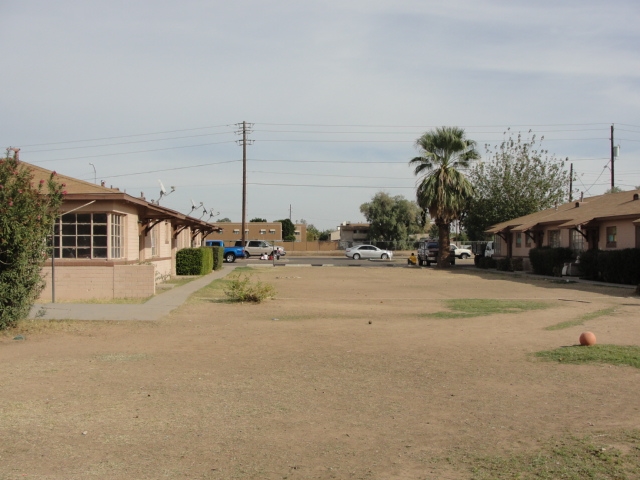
22, 160, 221, 233
338, 222, 369, 231
486, 189, 640, 234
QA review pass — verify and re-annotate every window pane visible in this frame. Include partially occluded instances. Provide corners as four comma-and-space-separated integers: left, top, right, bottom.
77, 235, 91, 247
77, 213, 91, 223
62, 248, 76, 258
93, 236, 107, 247
62, 224, 76, 235
62, 236, 76, 247
78, 224, 91, 235
93, 224, 107, 235
77, 248, 91, 259
61, 214, 76, 223
93, 213, 107, 223
93, 248, 107, 258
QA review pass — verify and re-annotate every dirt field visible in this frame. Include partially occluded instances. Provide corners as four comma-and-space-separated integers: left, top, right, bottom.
2, 267, 639, 479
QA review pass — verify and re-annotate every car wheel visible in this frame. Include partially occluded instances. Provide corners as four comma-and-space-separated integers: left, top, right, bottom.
381, 253, 389, 260
225, 253, 236, 263
461, 253, 469, 259
353, 253, 361, 260
244, 252, 251, 258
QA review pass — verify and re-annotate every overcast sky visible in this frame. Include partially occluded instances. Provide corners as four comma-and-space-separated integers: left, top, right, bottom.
2, 0, 639, 230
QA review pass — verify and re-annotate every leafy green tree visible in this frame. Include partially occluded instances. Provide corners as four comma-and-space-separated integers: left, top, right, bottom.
463, 131, 568, 241
359, 192, 422, 249
1, 153, 64, 329
605, 186, 623, 194
250, 217, 267, 222
318, 230, 332, 241
306, 224, 320, 240
276, 218, 296, 241
410, 126, 479, 267
216, 217, 232, 222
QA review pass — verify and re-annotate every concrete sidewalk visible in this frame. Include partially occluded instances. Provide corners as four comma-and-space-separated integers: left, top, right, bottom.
28, 266, 237, 321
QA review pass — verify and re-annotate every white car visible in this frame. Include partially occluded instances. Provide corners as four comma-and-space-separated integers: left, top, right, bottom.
345, 245, 393, 260
450, 244, 472, 259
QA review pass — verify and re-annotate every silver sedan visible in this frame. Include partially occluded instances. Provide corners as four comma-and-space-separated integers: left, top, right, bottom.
345, 245, 393, 260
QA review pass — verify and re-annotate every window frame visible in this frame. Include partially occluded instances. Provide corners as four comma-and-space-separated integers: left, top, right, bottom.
53, 212, 113, 260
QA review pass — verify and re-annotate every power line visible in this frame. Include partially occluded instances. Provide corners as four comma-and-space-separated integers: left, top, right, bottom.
22, 130, 237, 153
248, 182, 413, 189
85, 159, 240, 180
17, 124, 234, 147
29, 140, 238, 163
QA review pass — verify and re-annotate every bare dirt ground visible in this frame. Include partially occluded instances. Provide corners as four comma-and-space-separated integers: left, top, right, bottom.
2, 267, 640, 479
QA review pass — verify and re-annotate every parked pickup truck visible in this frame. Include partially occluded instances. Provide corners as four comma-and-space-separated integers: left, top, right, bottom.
204, 240, 244, 263
417, 240, 455, 266
471, 241, 494, 258
234, 240, 286, 258
450, 244, 472, 259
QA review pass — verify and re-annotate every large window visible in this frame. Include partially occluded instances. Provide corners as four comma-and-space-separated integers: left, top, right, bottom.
571, 229, 584, 252
606, 226, 617, 248
515, 233, 522, 248
53, 213, 123, 259
151, 225, 160, 257
548, 230, 561, 247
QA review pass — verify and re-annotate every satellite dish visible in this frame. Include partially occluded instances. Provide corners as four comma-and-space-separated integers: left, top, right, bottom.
191, 198, 197, 209
159, 180, 167, 195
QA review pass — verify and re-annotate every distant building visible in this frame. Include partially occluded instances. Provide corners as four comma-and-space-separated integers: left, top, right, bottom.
337, 222, 370, 246
205, 222, 307, 244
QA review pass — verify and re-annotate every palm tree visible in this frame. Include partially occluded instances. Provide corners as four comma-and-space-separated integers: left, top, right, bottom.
410, 126, 479, 268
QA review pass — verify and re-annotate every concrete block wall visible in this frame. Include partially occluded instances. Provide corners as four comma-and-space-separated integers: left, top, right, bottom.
38, 264, 155, 301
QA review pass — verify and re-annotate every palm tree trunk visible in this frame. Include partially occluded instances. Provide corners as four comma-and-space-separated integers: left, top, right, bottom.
437, 222, 451, 268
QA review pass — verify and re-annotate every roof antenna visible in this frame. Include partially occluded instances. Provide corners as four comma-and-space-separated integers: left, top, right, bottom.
188, 199, 203, 216
156, 180, 175, 205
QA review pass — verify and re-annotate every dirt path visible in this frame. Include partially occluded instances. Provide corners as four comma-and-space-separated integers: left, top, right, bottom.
2, 267, 639, 479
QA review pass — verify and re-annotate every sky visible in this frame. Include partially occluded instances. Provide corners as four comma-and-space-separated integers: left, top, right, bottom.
2, 0, 639, 231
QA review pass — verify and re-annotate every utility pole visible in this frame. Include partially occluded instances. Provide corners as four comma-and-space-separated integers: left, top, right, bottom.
289, 204, 292, 222
236, 122, 253, 247
610, 124, 615, 191
569, 163, 573, 202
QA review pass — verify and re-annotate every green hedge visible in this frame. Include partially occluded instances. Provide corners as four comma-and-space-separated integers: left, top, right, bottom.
529, 247, 575, 276
176, 247, 213, 275
209, 246, 224, 271
495, 257, 524, 272
476, 257, 497, 269
578, 249, 640, 285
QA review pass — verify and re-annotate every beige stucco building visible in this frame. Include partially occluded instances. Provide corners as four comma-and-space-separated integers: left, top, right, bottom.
486, 189, 640, 268
25, 162, 220, 301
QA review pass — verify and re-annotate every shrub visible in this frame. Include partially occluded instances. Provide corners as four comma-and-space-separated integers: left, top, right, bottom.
208, 246, 224, 270
176, 247, 213, 275
529, 247, 575, 276
476, 256, 497, 269
495, 257, 525, 272
578, 248, 640, 285
224, 274, 275, 303
496, 258, 511, 271
0, 154, 64, 329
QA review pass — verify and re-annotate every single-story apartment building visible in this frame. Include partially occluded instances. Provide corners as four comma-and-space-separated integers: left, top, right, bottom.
486, 189, 640, 268
24, 161, 220, 301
